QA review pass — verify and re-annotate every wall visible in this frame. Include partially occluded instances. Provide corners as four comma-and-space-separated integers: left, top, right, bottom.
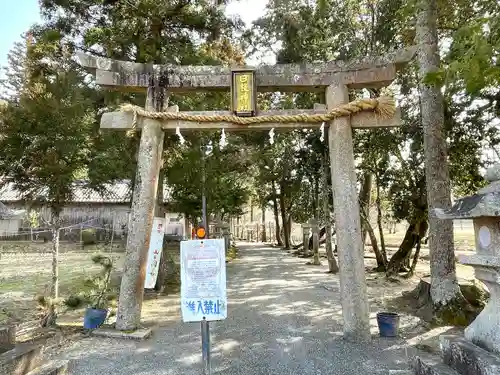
0, 218, 22, 236
1, 201, 185, 241
165, 212, 186, 238
4, 203, 130, 228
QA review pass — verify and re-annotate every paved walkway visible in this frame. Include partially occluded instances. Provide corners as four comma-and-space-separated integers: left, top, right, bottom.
53, 243, 419, 375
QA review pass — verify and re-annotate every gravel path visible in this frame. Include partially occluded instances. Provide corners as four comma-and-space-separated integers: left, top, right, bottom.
53, 243, 420, 375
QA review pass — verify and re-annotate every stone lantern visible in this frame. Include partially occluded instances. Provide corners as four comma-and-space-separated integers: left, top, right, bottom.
434, 164, 500, 355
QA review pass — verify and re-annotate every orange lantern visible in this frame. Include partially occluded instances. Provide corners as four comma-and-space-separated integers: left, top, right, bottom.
196, 226, 206, 239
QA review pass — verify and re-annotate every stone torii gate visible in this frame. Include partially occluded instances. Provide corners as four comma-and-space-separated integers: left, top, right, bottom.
77, 47, 415, 341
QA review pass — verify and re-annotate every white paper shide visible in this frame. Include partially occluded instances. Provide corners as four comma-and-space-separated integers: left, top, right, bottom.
144, 217, 165, 289
180, 239, 227, 322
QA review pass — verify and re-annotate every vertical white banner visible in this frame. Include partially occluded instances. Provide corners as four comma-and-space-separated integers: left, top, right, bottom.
144, 217, 165, 289
180, 239, 227, 322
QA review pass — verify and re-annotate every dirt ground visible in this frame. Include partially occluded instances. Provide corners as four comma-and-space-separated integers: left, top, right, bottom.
0, 229, 477, 337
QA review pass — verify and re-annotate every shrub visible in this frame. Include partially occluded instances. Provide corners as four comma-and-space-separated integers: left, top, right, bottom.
81, 229, 97, 245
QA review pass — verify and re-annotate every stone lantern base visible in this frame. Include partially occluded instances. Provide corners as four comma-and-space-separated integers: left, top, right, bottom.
459, 253, 500, 355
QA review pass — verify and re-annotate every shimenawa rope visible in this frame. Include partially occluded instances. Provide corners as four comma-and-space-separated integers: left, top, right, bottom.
119, 96, 395, 127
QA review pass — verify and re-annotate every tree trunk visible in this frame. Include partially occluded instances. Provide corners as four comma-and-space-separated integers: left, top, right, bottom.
271, 181, 283, 246
286, 214, 292, 244
51, 211, 60, 301
236, 216, 240, 240
361, 209, 385, 271
386, 218, 428, 277
323, 196, 337, 272
325, 225, 338, 273
417, 0, 464, 306
184, 214, 191, 239
311, 224, 321, 265
402, 246, 413, 271
44, 208, 60, 327
375, 175, 388, 265
261, 206, 267, 242
250, 198, 254, 223
321, 150, 338, 273
314, 175, 320, 220
406, 233, 423, 278
310, 177, 317, 218
50, 217, 60, 298
279, 189, 291, 249
359, 173, 373, 246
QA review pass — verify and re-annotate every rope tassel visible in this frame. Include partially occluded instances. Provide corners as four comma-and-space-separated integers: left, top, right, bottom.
219, 128, 227, 149
269, 128, 275, 145
176, 127, 185, 145
121, 96, 396, 127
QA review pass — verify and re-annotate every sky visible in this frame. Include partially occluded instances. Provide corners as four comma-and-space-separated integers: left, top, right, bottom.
0, 0, 269, 68
0, 0, 41, 67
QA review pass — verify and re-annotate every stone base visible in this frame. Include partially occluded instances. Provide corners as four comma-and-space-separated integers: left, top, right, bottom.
463, 303, 500, 354
412, 335, 500, 375
90, 327, 152, 340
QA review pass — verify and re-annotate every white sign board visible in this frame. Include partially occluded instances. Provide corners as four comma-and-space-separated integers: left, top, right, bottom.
180, 239, 227, 322
144, 217, 166, 289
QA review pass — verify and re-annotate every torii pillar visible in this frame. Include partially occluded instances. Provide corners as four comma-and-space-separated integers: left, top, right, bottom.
327, 84, 370, 341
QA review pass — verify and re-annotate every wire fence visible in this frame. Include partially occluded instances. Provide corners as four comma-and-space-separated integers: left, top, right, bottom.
0, 217, 127, 244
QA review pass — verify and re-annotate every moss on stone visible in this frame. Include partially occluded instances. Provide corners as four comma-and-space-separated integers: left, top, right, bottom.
433, 295, 478, 327
395, 278, 486, 327
460, 282, 489, 308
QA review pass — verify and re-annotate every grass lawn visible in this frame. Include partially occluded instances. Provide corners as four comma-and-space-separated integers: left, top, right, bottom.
381, 229, 476, 252
0, 242, 125, 324
0, 240, 185, 325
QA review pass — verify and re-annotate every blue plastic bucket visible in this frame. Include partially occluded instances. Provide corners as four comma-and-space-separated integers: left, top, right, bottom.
83, 308, 108, 329
376, 312, 400, 337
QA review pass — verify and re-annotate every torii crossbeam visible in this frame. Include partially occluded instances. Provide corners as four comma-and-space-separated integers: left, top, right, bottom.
77, 46, 416, 341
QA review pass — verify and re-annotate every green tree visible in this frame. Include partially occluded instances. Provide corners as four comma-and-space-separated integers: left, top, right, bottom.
36, 0, 246, 292
164, 131, 252, 226
249, 0, 497, 290
0, 36, 96, 325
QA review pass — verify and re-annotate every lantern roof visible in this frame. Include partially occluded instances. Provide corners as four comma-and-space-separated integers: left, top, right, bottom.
434, 164, 500, 220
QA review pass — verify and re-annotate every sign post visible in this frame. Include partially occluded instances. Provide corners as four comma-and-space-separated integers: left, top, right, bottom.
201, 317, 210, 373
180, 238, 227, 374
